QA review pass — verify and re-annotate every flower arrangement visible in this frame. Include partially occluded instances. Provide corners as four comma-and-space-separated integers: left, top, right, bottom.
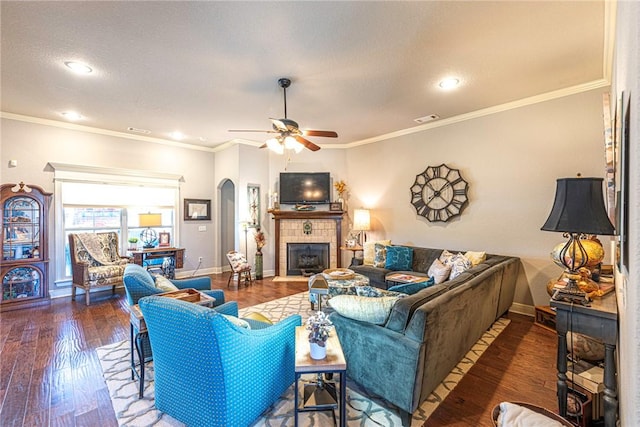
254, 227, 266, 253
334, 180, 347, 199
306, 311, 333, 347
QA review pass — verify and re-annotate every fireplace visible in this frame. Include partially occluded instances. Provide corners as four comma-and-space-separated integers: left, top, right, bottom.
287, 243, 330, 276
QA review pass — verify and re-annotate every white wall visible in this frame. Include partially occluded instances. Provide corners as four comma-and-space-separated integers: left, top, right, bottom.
345, 88, 608, 309
612, 1, 640, 424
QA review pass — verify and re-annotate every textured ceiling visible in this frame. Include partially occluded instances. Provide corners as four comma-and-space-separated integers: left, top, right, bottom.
1, 1, 607, 150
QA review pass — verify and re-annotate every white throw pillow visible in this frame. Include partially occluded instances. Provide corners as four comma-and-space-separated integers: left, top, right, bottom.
221, 314, 251, 329
464, 251, 487, 266
328, 295, 399, 325
154, 275, 179, 292
363, 240, 391, 266
428, 258, 452, 284
439, 249, 456, 265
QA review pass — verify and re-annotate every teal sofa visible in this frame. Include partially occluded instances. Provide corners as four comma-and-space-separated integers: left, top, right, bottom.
330, 248, 519, 426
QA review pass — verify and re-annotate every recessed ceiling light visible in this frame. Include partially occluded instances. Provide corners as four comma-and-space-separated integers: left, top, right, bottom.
438, 78, 460, 90
170, 131, 185, 141
61, 111, 83, 121
64, 61, 93, 75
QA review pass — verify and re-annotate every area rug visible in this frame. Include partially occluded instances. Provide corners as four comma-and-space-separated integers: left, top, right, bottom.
97, 292, 510, 426
272, 275, 309, 282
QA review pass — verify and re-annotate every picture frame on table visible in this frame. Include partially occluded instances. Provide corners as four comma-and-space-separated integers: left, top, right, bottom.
158, 232, 170, 247
184, 199, 211, 221
329, 202, 342, 211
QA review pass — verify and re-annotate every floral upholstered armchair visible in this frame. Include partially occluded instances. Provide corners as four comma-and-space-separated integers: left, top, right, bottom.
68, 232, 130, 305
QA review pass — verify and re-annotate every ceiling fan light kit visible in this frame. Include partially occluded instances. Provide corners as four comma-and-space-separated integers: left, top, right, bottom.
229, 77, 338, 154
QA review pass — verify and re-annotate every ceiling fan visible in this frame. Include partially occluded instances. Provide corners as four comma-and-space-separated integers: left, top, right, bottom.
229, 78, 338, 153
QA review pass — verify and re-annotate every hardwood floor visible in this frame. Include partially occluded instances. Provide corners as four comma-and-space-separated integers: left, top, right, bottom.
0, 274, 558, 426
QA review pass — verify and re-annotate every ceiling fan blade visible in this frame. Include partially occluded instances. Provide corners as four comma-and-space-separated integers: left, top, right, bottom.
303, 130, 338, 138
228, 129, 277, 133
295, 135, 321, 152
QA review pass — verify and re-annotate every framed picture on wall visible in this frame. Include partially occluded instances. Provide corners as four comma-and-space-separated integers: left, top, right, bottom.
158, 232, 170, 247
247, 184, 260, 228
184, 199, 211, 221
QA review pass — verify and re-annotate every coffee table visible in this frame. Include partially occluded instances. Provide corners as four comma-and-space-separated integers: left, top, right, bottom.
309, 272, 370, 310
294, 326, 347, 427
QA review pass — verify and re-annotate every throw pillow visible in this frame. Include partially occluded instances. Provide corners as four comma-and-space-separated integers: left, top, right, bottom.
449, 253, 472, 280
154, 275, 179, 292
385, 246, 413, 271
355, 286, 406, 299
363, 240, 391, 265
328, 295, 400, 325
428, 258, 452, 284
439, 249, 456, 265
464, 251, 487, 266
221, 314, 251, 329
373, 243, 388, 268
388, 277, 435, 295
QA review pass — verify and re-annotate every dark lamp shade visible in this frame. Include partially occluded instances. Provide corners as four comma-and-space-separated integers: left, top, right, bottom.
541, 177, 615, 235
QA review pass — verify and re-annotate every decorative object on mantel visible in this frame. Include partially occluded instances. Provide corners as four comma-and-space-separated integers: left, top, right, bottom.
410, 163, 469, 222
306, 311, 333, 360
541, 176, 615, 305
293, 204, 315, 211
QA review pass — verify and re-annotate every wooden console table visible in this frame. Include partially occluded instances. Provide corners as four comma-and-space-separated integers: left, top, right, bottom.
130, 247, 185, 279
551, 293, 618, 427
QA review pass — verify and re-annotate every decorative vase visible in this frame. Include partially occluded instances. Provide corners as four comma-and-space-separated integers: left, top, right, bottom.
309, 342, 326, 360
255, 251, 263, 280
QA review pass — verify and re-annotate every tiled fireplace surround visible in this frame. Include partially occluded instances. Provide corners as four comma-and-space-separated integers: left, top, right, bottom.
270, 210, 344, 277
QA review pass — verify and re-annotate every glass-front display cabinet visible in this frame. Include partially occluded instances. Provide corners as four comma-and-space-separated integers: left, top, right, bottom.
1, 183, 52, 311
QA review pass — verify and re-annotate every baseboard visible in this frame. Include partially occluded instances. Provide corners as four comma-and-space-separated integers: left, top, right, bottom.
509, 302, 535, 317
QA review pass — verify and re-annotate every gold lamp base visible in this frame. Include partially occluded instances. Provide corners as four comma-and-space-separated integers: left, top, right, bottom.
551, 273, 591, 305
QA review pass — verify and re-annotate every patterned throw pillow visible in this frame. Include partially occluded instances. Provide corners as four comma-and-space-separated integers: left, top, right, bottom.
373, 243, 388, 268
439, 249, 456, 265
385, 246, 413, 271
363, 240, 391, 266
448, 253, 472, 280
154, 275, 179, 292
464, 251, 487, 266
387, 277, 435, 295
355, 286, 406, 299
428, 258, 452, 284
328, 295, 400, 325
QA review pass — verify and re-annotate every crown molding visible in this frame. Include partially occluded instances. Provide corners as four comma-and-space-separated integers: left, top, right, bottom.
345, 79, 610, 148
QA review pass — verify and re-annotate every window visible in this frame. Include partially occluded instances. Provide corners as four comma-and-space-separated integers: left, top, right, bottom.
50, 163, 183, 285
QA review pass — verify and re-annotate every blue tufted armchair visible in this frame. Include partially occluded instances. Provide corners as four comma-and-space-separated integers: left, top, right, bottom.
139, 295, 301, 427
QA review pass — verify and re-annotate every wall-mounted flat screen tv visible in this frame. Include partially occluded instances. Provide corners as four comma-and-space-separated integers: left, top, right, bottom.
279, 172, 331, 204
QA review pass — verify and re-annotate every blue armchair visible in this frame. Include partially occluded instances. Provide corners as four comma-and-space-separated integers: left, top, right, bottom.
139, 295, 301, 427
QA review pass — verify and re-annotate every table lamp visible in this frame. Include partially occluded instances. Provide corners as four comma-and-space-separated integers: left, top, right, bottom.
139, 213, 162, 248
541, 177, 615, 304
352, 209, 371, 246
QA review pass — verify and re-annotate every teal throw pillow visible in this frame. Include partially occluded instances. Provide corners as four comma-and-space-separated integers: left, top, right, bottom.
388, 277, 435, 295
385, 246, 413, 271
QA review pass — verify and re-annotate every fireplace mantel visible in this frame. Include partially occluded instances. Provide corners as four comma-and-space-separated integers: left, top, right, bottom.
269, 209, 344, 276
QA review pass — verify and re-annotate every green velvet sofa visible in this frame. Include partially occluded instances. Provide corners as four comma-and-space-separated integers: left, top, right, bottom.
330, 247, 520, 426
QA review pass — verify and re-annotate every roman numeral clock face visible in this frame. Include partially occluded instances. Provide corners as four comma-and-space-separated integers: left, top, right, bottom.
410, 164, 469, 222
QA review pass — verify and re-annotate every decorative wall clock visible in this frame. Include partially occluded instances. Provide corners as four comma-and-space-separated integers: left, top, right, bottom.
247, 184, 260, 228
410, 163, 469, 222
